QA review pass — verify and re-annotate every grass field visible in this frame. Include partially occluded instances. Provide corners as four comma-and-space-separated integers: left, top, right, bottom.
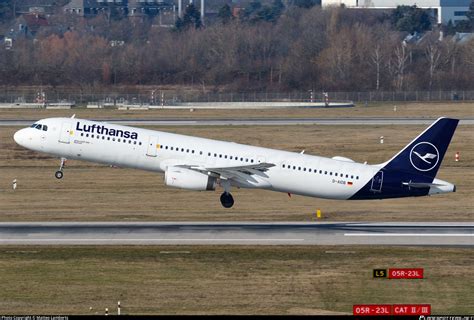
0, 123, 472, 221
0, 101, 473, 120
0, 246, 472, 315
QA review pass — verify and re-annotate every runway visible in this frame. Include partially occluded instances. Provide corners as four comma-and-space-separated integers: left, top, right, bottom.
1, 117, 473, 127
0, 222, 472, 246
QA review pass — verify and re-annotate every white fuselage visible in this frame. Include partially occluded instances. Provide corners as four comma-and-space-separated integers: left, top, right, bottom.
14, 117, 380, 200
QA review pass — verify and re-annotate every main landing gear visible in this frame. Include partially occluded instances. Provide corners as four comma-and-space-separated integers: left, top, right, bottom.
219, 179, 234, 208
220, 192, 234, 208
55, 157, 66, 179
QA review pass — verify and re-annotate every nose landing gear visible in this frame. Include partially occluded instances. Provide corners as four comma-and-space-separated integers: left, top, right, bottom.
55, 158, 66, 179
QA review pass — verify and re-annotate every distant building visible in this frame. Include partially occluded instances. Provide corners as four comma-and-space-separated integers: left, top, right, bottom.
321, 0, 471, 24
7, 13, 50, 39
63, 0, 173, 17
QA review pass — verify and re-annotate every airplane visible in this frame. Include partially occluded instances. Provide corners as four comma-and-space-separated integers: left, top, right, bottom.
13, 116, 458, 208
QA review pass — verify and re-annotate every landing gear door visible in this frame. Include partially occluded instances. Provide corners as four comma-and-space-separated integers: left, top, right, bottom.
59, 122, 72, 144
370, 170, 383, 192
146, 136, 159, 157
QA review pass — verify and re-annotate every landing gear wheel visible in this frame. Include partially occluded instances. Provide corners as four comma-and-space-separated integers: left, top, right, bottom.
55, 171, 63, 179
220, 192, 234, 208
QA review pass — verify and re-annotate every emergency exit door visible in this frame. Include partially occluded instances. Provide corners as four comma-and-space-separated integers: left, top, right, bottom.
146, 136, 159, 157
370, 171, 383, 192
58, 122, 71, 144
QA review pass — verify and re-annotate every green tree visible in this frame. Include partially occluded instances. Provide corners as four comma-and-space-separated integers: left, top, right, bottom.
391, 5, 431, 33
218, 4, 232, 24
289, 0, 319, 9
0, 0, 15, 21
175, 3, 202, 31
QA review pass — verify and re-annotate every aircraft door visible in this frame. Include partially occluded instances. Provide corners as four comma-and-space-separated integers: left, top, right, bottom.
146, 135, 160, 157
59, 122, 72, 144
370, 170, 383, 192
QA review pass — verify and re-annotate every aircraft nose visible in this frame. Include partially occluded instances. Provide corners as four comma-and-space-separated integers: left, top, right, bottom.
14, 128, 27, 146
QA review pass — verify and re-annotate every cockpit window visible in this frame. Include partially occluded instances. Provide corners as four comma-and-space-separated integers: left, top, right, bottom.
42, 125, 48, 131
35, 124, 42, 130
30, 123, 37, 128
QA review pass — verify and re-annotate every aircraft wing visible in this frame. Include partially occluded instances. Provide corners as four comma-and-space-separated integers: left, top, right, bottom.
176, 162, 275, 184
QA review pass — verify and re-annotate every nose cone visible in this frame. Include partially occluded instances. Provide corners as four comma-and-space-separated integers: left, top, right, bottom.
14, 128, 27, 147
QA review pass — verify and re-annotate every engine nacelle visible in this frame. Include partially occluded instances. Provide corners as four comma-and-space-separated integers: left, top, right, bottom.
165, 166, 217, 191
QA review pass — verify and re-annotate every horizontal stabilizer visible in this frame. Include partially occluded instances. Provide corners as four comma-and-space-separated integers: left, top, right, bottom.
402, 182, 443, 188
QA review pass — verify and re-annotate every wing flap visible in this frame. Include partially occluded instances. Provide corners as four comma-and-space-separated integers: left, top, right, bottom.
176, 162, 275, 184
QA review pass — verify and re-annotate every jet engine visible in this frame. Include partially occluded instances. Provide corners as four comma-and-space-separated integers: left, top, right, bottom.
165, 166, 217, 191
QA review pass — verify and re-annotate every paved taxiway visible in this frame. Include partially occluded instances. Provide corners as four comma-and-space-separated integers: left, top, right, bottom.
1, 117, 473, 127
0, 222, 472, 246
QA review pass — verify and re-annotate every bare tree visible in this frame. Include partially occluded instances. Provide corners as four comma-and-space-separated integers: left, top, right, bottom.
392, 43, 409, 91
371, 44, 383, 91
424, 42, 442, 91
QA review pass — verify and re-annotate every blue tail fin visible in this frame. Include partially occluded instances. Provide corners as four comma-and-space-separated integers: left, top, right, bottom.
381, 117, 459, 180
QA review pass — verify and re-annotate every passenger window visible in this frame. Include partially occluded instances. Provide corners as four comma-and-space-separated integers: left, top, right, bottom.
208, 152, 211, 156
107, 137, 110, 140
356, 176, 359, 180
319, 170, 322, 174
324, 171, 327, 175
118, 138, 120, 142
351, 175, 354, 179
282, 164, 285, 168
308, 169, 312, 172
92, 135, 95, 138
225, 155, 228, 159
102, 136, 105, 140
245, 159, 249, 162
251, 159, 254, 163
335, 173, 338, 176
303, 168, 306, 171
346, 174, 349, 178
81, 133, 84, 137
186, 149, 189, 153
330, 172, 332, 175
139, 142, 142, 145
134, 141, 137, 145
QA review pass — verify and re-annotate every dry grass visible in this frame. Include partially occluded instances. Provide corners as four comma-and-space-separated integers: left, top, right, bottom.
0, 101, 473, 120
0, 124, 472, 222
0, 246, 471, 315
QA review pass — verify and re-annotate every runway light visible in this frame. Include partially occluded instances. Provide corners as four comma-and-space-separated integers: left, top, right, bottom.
12, 179, 17, 191
316, 209, 322, 219
380, 136, 384, 144
455, 151, 460, 162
